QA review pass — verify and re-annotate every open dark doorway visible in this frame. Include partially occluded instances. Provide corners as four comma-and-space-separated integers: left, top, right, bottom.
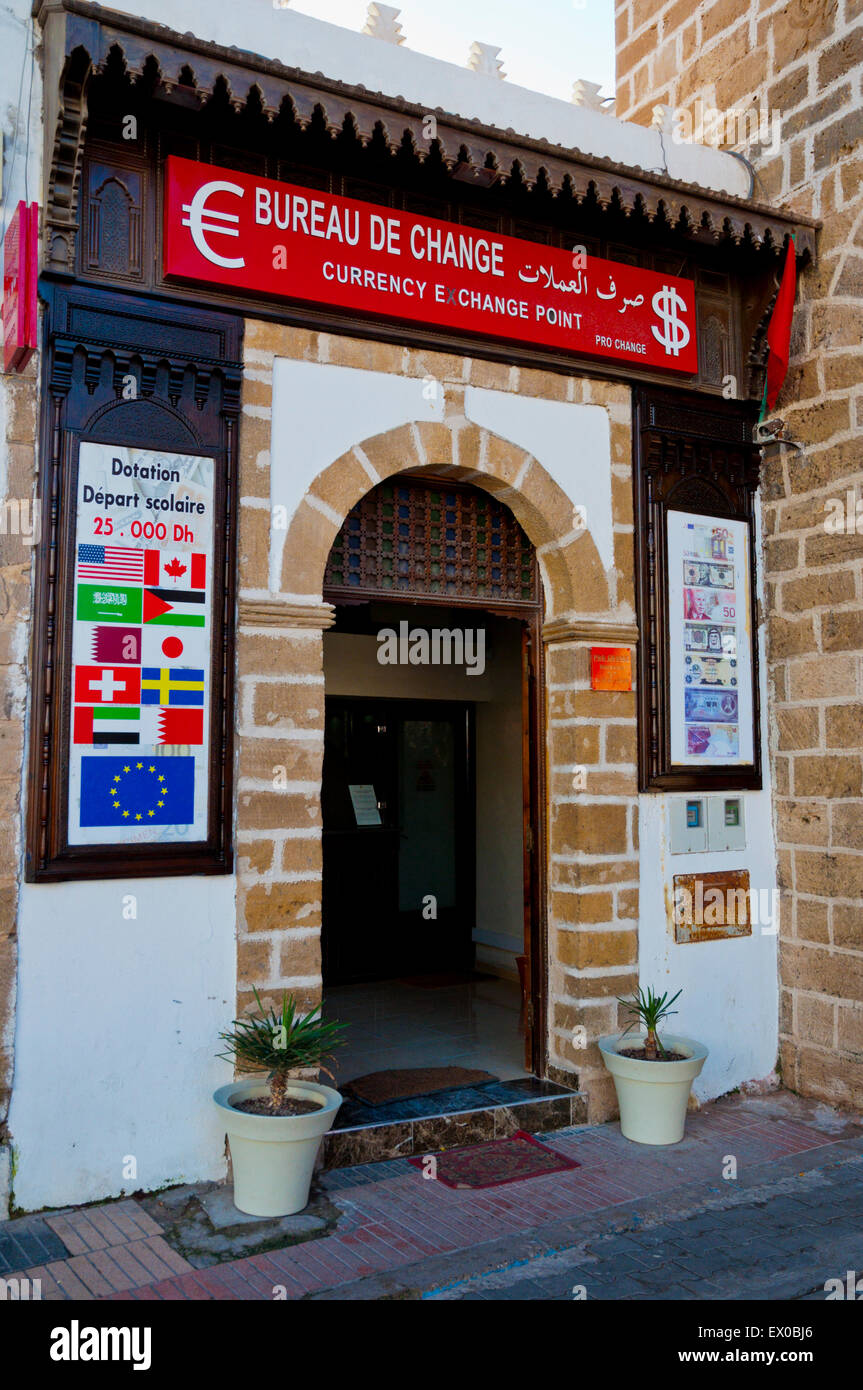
322, 696, 475, 984
318, 476, 550, 1137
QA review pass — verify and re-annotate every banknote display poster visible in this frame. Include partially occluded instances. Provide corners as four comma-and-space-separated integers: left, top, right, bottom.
67, 442, 215, 846
667, 511, 754, 767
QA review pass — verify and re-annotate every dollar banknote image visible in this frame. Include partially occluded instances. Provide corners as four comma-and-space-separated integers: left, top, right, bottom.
685, 689, 738, 722
685, 724, 740, 758
683, 560, 735, 588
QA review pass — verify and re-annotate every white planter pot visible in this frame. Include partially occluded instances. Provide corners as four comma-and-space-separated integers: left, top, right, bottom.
598, 1033, 708, 1146
213, 1078, 342, 1217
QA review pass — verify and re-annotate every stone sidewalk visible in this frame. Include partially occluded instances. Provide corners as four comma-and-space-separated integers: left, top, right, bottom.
2, 1091, 861, 1301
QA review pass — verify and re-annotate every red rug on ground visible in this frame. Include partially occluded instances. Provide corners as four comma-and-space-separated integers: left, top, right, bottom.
409, 1130, 580, 1190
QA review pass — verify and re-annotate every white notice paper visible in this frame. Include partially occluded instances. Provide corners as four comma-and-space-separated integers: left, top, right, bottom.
348, 784, 382, 826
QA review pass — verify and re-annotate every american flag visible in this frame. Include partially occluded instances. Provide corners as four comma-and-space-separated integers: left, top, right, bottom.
77, 544, 145, 582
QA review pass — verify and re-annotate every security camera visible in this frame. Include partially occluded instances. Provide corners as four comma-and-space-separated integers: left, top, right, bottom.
753, 418, 804, 452
753, 418, 784, 443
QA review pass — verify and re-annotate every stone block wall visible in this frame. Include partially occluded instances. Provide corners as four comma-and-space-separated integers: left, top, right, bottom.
616, 0, 863, 1108
235, 320, 639, 1118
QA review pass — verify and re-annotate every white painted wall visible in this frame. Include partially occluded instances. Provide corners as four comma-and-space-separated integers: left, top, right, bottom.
268, 359, 444, 592
108, 0, 751, 198
9, 875, 237, 1211
1, 0, 42, 1217
637, 500, 779, 1101
465, 385, 615, 575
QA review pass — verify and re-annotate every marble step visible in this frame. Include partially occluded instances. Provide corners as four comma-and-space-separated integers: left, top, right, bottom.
320, 1076, 587, 1169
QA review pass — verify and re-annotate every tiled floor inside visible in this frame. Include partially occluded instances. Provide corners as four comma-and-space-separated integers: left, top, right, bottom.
323, 974, 529, 1088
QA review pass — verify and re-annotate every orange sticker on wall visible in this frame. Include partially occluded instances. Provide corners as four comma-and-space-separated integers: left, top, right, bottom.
590, 646, 632, 691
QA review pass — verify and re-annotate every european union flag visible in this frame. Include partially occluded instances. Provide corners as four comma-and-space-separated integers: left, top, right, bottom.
79, 756, 195, 827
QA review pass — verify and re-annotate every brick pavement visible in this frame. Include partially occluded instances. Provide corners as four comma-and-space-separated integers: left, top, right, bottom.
2, 1092, 861, 1301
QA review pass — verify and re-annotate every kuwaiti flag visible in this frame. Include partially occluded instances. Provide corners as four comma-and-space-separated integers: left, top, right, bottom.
79, 755, 194, 827
73, 705, 140, 745
143, 587, 206, 627
760, 235, 797, 420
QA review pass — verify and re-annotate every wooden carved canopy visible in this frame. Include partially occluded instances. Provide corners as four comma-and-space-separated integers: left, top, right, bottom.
36, 0, 817, 282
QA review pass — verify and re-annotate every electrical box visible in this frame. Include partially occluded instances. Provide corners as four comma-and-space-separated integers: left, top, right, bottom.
669, 796, 708, 854
707, 795, 746, 852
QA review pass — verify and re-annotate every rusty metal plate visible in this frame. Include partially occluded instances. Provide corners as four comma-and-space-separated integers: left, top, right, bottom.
672, 869, 752, 943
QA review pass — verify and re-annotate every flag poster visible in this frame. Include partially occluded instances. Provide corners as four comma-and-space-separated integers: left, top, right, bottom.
67, 442, 215, 845
667, 511, 755, 767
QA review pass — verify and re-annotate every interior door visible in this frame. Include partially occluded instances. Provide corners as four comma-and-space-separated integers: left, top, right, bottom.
322, 698, 474, 984
395, 707, 474, 975
321, 702, 400, 983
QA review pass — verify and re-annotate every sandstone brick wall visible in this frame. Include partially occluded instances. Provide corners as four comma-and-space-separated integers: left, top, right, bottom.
0, 362, 37, 1156
236, 321, 639, 1118
616, 0, 863, 1108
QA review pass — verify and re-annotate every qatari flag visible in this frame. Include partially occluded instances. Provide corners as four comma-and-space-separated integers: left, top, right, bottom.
91, 625, 141, 664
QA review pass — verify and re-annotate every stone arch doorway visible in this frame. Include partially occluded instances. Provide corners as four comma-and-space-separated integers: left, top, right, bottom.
235, 340, 639, 1130
318, 468, 547, 1087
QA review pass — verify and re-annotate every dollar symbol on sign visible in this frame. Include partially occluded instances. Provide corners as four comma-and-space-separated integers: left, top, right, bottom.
651, 285, 691, 357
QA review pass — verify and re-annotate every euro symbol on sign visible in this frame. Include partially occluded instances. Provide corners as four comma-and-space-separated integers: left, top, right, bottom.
650, 285, 691, 357
181, 180, 245, 269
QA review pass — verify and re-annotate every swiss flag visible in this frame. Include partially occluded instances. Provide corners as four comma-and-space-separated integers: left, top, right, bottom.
73, 665, 141, 705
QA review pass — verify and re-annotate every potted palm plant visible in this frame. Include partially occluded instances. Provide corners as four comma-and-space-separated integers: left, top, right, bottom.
598, 986, 708, 1146
214, 989, 347, 1217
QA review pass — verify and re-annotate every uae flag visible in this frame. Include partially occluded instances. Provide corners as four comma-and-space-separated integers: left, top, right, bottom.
73, 705, 140, 745
143, 587, 206, 627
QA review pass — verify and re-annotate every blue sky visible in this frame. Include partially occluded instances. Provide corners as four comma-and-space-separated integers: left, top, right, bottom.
291, 0, 616, 102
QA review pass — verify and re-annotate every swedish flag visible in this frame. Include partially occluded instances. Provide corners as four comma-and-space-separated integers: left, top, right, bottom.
140, 667, 205, 707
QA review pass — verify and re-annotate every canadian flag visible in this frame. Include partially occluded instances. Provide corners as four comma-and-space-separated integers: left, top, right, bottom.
143, 550, 206, 589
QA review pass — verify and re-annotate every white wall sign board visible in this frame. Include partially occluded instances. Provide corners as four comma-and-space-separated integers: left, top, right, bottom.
68, 442, 215, 845
667, 510, 754, 767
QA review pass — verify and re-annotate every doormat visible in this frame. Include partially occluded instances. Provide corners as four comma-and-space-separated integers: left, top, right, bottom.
408, 1130, 580, 1189
398, 971, 496, 989
344, 1066, 499, 1106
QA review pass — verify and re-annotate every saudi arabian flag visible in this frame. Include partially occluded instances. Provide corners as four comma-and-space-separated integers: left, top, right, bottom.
77, 584, 143, 624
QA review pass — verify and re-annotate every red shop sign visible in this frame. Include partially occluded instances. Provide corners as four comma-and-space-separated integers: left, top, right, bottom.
164, 157, 698, 374
3, 201, 38, 373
